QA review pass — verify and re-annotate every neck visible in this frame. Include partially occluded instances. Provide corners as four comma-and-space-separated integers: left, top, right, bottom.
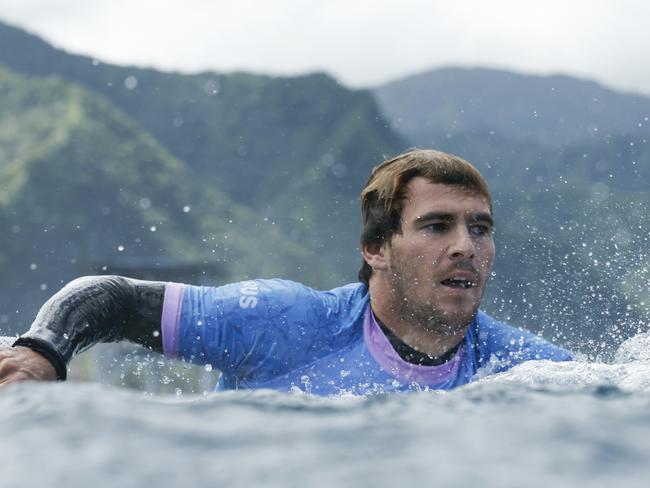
368, 278, 470, 358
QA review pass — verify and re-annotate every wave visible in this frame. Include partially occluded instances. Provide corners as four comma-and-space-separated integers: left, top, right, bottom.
2, 333, 650, 487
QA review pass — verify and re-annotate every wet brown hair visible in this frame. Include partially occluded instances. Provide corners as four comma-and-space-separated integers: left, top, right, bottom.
359, 149, 492, 286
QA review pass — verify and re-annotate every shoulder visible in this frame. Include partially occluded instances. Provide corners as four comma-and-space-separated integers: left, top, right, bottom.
260, 279, 369, 325
202, 278, 366, 302
473, 311, 573, 370
180, 278, 368, 322
185, 278, 364, 297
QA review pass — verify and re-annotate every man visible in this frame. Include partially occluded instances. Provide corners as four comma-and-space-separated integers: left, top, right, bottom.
0, 149, 572, 393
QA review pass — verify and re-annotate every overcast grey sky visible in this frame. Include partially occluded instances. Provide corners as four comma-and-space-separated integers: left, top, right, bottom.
1, 0, 649, 94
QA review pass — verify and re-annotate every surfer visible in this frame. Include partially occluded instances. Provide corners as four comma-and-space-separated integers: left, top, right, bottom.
0, 149, 572, 393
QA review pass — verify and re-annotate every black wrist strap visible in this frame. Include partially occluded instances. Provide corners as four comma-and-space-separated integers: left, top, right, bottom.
12, 337, 68, 381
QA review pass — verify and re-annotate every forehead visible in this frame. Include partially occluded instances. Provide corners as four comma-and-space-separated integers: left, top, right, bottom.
401, 177, 492, 222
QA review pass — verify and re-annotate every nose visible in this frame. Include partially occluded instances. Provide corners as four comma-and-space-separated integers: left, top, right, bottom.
447, 227, 476, 260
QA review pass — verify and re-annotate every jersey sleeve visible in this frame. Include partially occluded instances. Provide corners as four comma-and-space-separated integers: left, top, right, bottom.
161, 279, 366, 382
474, 311, 573, 374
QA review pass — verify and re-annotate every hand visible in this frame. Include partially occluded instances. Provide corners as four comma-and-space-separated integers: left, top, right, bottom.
0, 346, 57, 387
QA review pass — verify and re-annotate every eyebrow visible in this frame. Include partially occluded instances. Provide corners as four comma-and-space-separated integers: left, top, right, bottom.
414, 211, 494, 227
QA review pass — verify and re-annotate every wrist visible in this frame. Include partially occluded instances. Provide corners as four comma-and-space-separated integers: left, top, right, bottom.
12, 337, 68, 381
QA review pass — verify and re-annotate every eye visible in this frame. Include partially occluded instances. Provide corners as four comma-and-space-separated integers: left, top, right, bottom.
423, 222, 450, 233
469, 223, 492, 236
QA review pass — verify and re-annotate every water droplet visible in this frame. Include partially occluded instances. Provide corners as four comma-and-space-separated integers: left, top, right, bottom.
203, 79, 220, 96
590, 182, 609, 202
124, 76, 138, 90
332, 163, 347, 178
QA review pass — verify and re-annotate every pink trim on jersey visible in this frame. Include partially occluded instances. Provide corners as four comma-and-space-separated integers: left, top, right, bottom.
161, 283, 186, 359
363, 305, 465, 386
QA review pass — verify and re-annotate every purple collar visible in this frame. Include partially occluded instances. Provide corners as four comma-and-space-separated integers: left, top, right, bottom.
363, 305, 465, 386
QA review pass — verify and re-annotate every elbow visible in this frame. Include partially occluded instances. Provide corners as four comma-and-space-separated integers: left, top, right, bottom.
61, 275, 136, 301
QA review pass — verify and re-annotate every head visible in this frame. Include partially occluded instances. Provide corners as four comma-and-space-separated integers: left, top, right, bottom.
359, 149, 495, 333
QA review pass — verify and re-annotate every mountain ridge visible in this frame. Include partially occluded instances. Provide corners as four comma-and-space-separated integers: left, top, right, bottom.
0, 63, 327, 328
375, 65, 650, 149
1, 19, 648, 353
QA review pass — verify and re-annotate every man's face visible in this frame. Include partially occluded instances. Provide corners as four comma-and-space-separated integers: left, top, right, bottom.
384, 177, 495, 334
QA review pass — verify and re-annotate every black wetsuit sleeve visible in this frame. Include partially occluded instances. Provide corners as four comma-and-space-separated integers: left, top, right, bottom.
13, 275, 165, 376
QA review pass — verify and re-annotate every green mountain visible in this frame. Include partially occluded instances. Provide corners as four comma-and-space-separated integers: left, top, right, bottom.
0, 20, 405, 284
375, 66, 650, 149
1, 19, 648, 355
0, 64, 325, 331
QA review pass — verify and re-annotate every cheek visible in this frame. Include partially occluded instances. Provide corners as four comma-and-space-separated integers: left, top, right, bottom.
479, 242, 496, 269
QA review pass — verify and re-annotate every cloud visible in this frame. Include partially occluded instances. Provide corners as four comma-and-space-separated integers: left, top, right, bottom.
1, 0, 649, 93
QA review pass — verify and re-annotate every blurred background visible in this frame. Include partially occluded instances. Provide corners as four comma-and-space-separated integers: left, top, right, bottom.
0, 0, 649, 392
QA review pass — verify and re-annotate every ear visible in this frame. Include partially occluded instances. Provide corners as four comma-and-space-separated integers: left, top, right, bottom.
361, 240, 390, 272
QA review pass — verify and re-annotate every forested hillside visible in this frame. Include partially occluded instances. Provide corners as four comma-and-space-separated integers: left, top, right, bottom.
0, 64, 329, 323
1, 20, 649, 356
0, 21, 404, 333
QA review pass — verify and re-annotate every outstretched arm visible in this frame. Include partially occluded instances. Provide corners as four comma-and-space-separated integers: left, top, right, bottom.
0, 275, 165, 386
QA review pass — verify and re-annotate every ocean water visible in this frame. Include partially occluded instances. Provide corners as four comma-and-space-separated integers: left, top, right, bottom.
2, 334, 650, 487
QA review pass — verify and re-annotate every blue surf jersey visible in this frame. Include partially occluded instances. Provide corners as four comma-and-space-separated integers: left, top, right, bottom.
161, 279, 572, 395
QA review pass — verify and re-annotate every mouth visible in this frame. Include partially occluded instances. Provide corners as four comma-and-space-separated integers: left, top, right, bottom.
440, 277, 477, 289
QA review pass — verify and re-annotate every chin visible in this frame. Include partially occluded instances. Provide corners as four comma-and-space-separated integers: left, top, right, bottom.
441, 307, 479, 330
